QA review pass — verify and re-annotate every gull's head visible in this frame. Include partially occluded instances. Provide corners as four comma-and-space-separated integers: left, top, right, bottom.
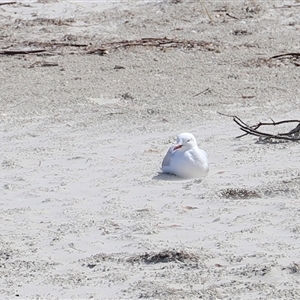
173, 132, 197, 151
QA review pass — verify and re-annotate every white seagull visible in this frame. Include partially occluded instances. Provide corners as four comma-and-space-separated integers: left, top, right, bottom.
161, 132, 209, 179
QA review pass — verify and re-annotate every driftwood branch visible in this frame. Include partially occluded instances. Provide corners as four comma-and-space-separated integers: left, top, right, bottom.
218, 112, 300, 141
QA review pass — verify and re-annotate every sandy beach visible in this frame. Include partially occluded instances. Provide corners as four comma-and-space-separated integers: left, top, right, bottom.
1, 0, 300, 298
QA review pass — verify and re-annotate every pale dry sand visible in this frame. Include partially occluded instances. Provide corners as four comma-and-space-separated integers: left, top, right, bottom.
1, 0, 300, 299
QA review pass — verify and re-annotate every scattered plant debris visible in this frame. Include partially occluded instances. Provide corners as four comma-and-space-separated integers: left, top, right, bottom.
231, 29, 252, 35
288, 262, 300, 274
127, 249, 200, 264
220, 188, 260, 199
0, 37, 219, 56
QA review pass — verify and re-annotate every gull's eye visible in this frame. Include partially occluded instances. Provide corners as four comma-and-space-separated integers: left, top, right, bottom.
187, 139, 191, 142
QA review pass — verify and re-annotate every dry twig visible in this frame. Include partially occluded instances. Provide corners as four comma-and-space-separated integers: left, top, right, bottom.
218, 112, 300, 141
0, 1, 16, 5
269, 53, 300, 66
199, 0, 214, 22
0, 49, 46, 55
270, 53, 300, 59
272, 4, 300, 9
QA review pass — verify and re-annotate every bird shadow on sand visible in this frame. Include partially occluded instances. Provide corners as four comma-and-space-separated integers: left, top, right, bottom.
152, 172, 187, 181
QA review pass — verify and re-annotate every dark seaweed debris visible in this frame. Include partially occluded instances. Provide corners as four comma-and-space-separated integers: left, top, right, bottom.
220, 188, 260, 199
127, 249, 200, 264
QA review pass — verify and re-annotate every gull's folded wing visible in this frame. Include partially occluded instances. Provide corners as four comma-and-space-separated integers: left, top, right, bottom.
162, 146, 174, 168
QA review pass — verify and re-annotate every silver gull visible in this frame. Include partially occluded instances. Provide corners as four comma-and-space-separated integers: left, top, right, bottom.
161, 132, 209, 179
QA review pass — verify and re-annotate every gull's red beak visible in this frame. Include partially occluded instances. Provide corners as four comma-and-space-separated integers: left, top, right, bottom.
173, 144, 182, 150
